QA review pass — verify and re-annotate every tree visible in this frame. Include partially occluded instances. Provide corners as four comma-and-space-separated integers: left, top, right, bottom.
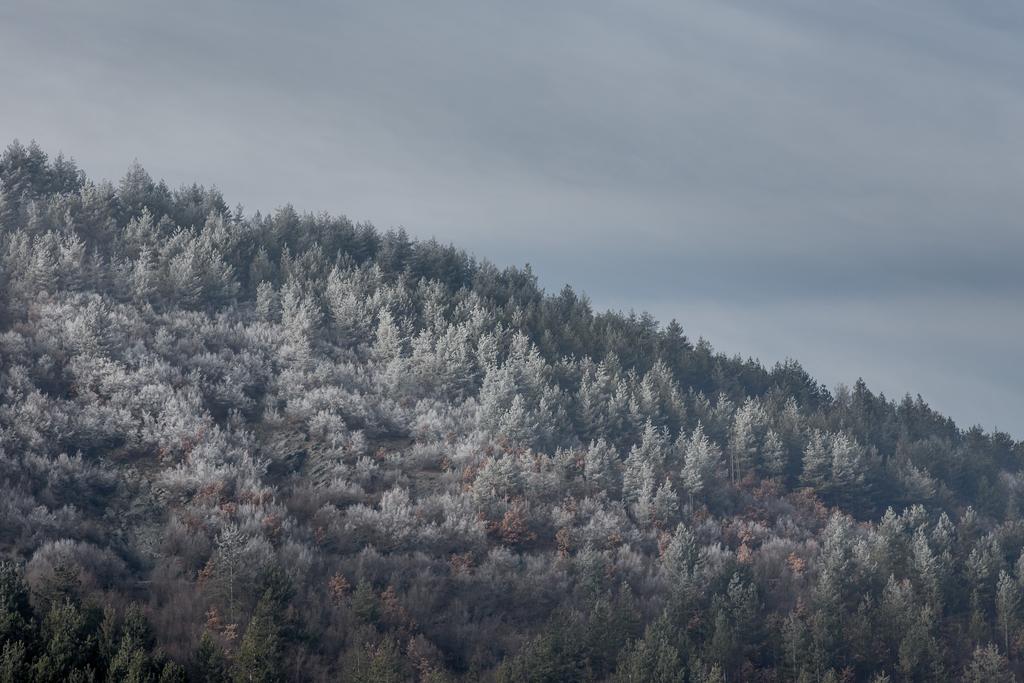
611, 613, 684, 683
27, 234, 59, 294
622, 454, 656, 510
583, 439, 620, 496
577, 361, 615, 442
896, 605, 944, 681
340, 634, 407, 683
584, 597, 633, 678
280, 279, 321, 362
911, 528, 942, 610
496, 614, 587, 683
996, 570, 1020, 654
32, 600, 104, 683
211, 524, 247, 624
233, 593, 284, 683
0, 562, 33, 647
829, 432, 867, 507
351, 580, 380, 625
193, 631, 230, 683
0, 640, 28, 683
106, 603, 157, 683
727, 398, 764, 483
762, 428, 788, 480
0, 139, 50, 201
800, 430, 831, 490
962, 643, 1014, 683
681, 422, 720, 507
254, 281, 279, 322
650, 479, 679, 528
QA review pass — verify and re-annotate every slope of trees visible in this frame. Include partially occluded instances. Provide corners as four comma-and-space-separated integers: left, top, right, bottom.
1, 139, 1022, 681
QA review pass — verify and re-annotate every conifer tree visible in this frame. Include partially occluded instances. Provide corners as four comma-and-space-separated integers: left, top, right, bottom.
233, 592, 284, 683
800, 430, 831, 490
681, 423, 720, 507
762, 428, 788, 480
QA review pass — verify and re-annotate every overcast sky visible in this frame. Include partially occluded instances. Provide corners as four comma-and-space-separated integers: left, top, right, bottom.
2, 0, 1022, 435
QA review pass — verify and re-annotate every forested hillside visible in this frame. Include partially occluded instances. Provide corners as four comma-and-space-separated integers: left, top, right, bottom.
0, 139, 1022, 682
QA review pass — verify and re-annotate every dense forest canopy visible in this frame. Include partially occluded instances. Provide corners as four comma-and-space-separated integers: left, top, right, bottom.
0, 139, 1022, 682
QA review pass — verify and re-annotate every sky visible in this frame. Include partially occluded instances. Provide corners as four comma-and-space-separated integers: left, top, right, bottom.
1, 0, 1022, 436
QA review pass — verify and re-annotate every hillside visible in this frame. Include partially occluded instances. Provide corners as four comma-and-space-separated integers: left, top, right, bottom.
1, 139, 1022, 681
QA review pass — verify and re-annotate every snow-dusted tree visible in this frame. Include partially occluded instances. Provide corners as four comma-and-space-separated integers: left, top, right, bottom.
911, 527, 941, 609
661, 522, 702, 599
622, 421, 669, 508
681, 422, 720, 507
762, 429, 787, 480
128, 247, 158, 304
649, 479, 679, 528
995, 569, 1020, 653
324, 265, 375, 346
576, 359, 615, 442
210, 524, 246, 623
727, 398, 766, 483
27, 233, 59, 295
583, 438, 620, 496
963, 644, 1014, 683
632, 360, 685, 435
280, 279, 321, 363
254, 281, 279, 322
800, 430, 831, 489
829, 433, 865, 489
165, 243, 203, 307
58, 232, 88, 291
498, 394, 536, 449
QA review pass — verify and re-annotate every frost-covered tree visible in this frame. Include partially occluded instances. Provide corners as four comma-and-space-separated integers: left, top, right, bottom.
583, 438, 620, 496
681, 423, 720, 507
800, 430, 831, 490
762, 429, 787, 480
727, 398, 766, 483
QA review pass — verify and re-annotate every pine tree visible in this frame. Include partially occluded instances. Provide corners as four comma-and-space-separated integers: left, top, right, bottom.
681, 423, 720, 508
212, 525, 246, 624
962, 643, 1014, 683
167, 248, 203, 307
341, 635, 407, 683
193, 631, 230, 683
255, 281, 279, 322
800, 430, 831, 490
996, 570, 1020, 654
27, 234, 59, 294
233, 593, 284, 683
650, 479, 679, 528
727, 398, 764, 483
911, 528, 941, 610
32, 599, 104, 683
611, 613, 684, 683
623, 430, 660, 508
0, 562, 33, 647
662, 523, 700, 585
583, 438, 620, 496
577, 361, 614, 442
762, 428, 788, 480
280, 280, 321, 363
0, 640, 28, 683
829, 432, 865, 494
351, 580, 380, 625
896, 605, 944, 681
